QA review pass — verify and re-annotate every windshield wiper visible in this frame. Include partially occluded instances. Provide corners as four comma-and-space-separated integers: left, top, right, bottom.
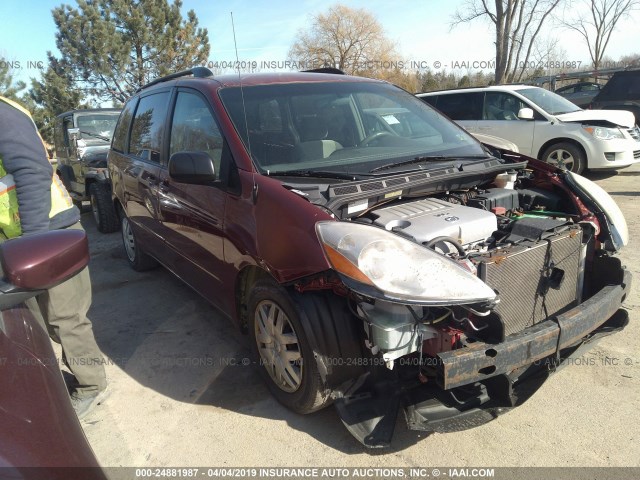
266, 169, 361, 180
79, 130, 111, 142
369, 155, 487, 173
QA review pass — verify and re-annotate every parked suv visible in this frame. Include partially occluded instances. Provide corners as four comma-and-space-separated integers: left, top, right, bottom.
54, 109, 120, 233
555, 81, 603, 108
590, 69, 640, 125
418, 85, 640, 173
109, 68, 630, 447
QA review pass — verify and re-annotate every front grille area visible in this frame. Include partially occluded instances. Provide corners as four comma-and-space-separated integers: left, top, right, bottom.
634, 150, 640, 159
628, 127, 640, 141
475, 226, 583, 336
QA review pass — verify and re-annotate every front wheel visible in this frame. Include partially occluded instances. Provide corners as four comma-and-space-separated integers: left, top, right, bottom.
249, 280, 330, 414
248, 279, 366, 414
541, 142, 585, 174
89, 183, 119, 233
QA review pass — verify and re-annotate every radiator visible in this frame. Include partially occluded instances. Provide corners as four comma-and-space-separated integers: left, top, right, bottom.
475, 226, 584, 337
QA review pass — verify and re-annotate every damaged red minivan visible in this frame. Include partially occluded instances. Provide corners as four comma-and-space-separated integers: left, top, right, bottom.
108, 68, 631, 447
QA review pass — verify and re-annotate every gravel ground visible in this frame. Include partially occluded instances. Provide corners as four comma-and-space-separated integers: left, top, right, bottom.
78, 164, 640, 469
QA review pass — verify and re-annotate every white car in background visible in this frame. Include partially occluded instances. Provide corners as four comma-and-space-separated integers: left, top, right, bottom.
418, 85, 640, 173
471, 132, 519, 152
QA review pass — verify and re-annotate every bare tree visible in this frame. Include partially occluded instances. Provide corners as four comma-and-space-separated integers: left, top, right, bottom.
452, 0, 563, 84
288, 4, 400, 77
561, 0, 640, 70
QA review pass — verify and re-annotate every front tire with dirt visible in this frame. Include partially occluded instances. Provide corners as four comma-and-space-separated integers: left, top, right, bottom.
248, 279, 364, 414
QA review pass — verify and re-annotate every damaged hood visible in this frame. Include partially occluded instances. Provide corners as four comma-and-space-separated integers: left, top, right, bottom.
556, 109, 635, 128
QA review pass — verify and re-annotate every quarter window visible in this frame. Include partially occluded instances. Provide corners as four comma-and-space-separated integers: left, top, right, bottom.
112, 101, 136, 153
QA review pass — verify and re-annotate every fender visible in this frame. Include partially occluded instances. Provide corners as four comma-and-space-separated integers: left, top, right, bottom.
55, 164, 75, 189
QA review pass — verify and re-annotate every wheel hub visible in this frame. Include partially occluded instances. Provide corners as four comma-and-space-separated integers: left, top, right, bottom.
548, 149, 575, 170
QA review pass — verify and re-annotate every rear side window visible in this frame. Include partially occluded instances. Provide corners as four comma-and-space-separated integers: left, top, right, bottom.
112, 101, 136, 153
129, 92, 171, 162
435, 93, 483, 120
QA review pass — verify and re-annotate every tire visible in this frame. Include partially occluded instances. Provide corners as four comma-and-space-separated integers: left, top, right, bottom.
120, 212, 158, 271
89, 183, 119, 233
541, 142, 585, 174
248, 279, 363, 414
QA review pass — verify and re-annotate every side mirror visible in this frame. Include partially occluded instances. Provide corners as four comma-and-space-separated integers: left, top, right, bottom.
67, 127, 79, 147
169, 151, 217, 184
517, 108, 535, 120
0, 230, 89, 308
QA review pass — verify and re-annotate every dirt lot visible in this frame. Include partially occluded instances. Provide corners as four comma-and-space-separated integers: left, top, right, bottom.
79, 164, 640, 468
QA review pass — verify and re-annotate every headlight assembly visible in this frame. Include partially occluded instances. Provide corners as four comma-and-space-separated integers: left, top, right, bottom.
582, 125, 624, 141
566, 171, 629, 251
316, 221, 497, 305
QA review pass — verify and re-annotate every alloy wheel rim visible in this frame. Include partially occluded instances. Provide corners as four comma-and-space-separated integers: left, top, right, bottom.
547, 149, 575, 171
254, 300, 303, 393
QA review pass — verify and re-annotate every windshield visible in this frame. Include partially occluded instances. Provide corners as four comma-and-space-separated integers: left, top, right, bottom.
517, 87, 582, 115
219, 81, 487, 175
76, 113, 120, 142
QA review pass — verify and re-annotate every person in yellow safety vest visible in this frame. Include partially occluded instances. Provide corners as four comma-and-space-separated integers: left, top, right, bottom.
0, 96, 76, 239
0, 96, 108, 418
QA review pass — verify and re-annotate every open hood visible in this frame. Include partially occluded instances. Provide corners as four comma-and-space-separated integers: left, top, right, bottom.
556, 109, 635, 128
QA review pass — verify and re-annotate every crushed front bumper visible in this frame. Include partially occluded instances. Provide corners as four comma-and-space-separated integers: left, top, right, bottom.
335, 265, 631, 448
438, 269, 631, 390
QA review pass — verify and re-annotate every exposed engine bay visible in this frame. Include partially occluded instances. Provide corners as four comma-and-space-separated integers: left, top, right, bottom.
347, 169, 590, 370
290, 155, 629, 448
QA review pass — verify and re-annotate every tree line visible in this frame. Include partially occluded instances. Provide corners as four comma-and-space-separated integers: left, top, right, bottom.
2, 0, 639, 145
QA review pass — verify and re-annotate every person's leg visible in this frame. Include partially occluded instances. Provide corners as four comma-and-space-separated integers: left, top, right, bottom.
36, 264, 107, 396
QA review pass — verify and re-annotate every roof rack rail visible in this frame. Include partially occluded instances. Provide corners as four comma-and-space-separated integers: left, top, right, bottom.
137, 67, 214, 92
301, 67, 345, 75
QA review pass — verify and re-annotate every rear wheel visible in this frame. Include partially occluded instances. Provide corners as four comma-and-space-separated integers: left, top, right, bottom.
541, 142, 585, 174
89, 183, 119, 233
121, 213, 158, 271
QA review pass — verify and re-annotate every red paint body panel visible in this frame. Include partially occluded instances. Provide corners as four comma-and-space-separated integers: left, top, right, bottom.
0, 232, 105, 477
0, 307, 105, 477
0, 230, 89, 290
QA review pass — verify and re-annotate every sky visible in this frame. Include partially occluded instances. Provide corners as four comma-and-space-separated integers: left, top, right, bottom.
1, 0, 639, 88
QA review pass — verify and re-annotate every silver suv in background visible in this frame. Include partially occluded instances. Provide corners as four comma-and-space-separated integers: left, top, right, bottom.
418, 85, 640, 173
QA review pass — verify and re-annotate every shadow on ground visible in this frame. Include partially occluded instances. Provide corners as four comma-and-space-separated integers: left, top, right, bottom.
81, 216, 430, 454
584, 170, 619, 180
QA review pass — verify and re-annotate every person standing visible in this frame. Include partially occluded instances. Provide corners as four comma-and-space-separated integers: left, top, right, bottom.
0, 95, 108, 418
